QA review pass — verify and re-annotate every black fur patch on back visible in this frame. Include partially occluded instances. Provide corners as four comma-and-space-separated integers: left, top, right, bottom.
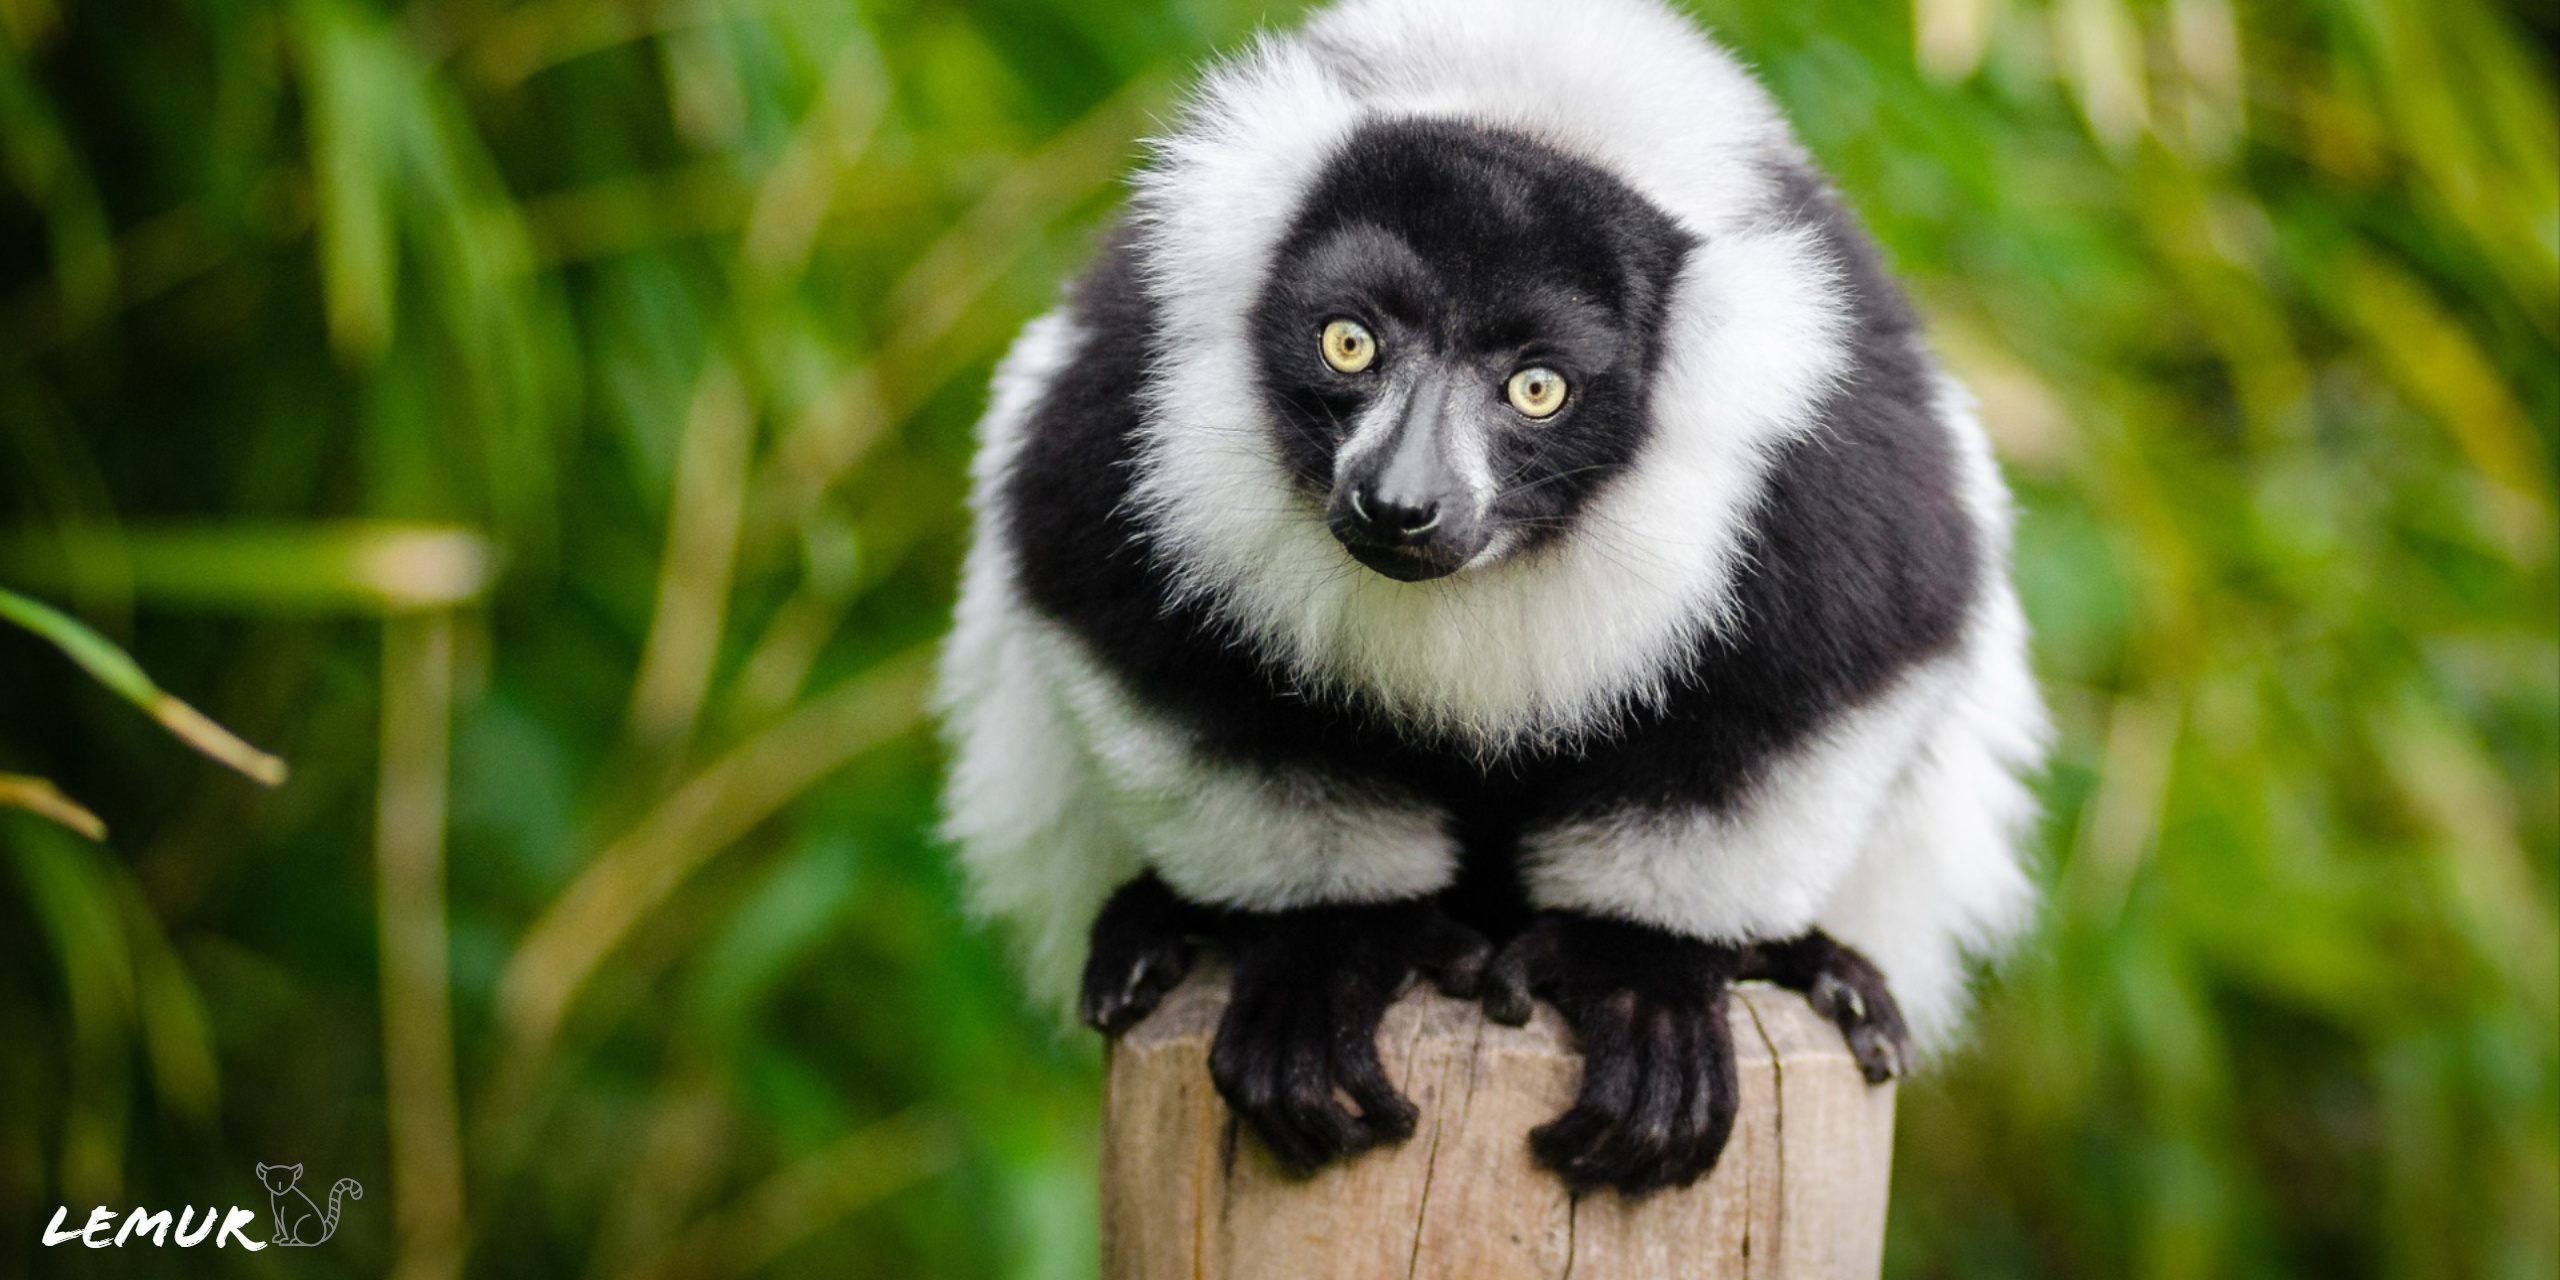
999, 140, 1976, 933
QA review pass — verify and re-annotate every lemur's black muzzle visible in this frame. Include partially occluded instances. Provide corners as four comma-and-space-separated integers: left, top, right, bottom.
1328, 373, 1488, 582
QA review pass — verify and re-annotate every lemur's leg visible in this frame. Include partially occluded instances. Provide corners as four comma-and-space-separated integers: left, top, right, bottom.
1742, 929, 1913, 1084
1079, 872, 1211, 1034
1484, 911, 1747, 1196
1207, 899, 1490, 1173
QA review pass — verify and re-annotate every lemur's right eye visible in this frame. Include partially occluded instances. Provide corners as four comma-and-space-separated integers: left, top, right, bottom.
1506, 366, 1568, 419
1320, 319, 1378, 373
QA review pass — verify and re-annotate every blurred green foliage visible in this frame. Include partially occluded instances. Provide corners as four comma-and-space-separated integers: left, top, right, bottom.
0, 0, 2551, 1277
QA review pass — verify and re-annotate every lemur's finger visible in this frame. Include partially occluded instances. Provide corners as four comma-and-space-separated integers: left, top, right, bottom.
1668, 998, 1741, 1191
1079, 874, 1202, 1035
1529, 996, 1639, 1187
1530, 1101, 1623, 1191
1483, 962, 1534, 1026
1803, 943, 1912, 1084
1662, 1007, 1721, 1186
1417, 911, 1492, 999
1618, 1007, 1707, 1195
1079, 938, 1191, 1035
1572, 1005, 1687, 1193
1076, 958, 1132, 1033
1206, 1000, 1269, 1109
1842, 1019, 1906, 1084
1276, 1000, 1374, 1162
1484, 917, 1562, 1026
1076, 985, 1115, 1033
1221, 1024, 1326, 1169
1332, 1019, 1418, 1143
1211, 998, 1303, 1166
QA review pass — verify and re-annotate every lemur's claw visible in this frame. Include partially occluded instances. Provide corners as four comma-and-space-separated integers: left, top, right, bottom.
1504, 911, 1747, 1196
1079, 873, 1203, 1036
1080, 947, 1189, 1035
1748, 930, 1914, 1085
1807, 965, 1912, 1084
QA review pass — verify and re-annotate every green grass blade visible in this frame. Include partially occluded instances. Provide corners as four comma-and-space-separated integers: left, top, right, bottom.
1, 523, 500, 615
0, 773, 107, 840
0, 584, 288, 786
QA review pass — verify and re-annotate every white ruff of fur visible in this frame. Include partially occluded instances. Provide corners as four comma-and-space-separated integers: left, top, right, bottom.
1809, 373, 2050, 1047
937, 314, 1145, 1012
1125, 0, 1851, 754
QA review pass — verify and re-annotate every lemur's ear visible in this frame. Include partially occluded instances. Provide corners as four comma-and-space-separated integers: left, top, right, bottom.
255, 1163, 270, 1175
290, 1164, 303, 1177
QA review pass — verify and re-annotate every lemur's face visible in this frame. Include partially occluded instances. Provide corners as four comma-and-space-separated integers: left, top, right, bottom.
1250, 119, 1693, 582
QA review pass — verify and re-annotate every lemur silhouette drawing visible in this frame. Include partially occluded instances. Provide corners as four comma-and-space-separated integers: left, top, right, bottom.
254, 1162, 361, 1246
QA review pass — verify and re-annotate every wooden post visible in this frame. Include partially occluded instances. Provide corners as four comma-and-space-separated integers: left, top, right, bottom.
1100, 967, 1895, 1279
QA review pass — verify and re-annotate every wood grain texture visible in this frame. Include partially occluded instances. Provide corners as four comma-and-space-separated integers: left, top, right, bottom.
1099, 969, 1894, 1280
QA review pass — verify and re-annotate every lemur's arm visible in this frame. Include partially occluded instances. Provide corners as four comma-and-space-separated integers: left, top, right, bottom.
1050, 635, 1495, 1170
1478, 657, 1951, 1192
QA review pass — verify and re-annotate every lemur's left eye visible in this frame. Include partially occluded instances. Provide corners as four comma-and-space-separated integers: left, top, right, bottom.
1506, 366, 1568, 419
1320, 319, 1377, 373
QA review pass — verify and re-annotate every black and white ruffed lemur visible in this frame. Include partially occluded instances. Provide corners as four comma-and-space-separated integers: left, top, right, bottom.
938, 0, 2047, 1195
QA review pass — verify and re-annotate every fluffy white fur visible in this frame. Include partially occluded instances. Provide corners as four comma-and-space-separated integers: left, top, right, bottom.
938, 0, 2046, 1041
1810, 376, 2048, 1046
938, 313, 1144, 1011
1520, 657, 1960, 950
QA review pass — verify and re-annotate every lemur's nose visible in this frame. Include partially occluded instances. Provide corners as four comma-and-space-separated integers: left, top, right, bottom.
1350, 486, 1441, 541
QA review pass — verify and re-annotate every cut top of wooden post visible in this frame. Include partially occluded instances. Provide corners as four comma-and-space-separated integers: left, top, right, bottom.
1100, 968, 1895, 1280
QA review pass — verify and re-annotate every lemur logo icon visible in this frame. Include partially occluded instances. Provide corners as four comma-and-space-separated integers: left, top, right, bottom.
253, 1163, 361, 1247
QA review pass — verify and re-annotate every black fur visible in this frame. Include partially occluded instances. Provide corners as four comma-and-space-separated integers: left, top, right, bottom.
1008, 124, 1970, 1191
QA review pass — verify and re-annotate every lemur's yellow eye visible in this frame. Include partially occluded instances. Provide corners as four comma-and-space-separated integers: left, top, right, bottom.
1320, 319, 1377, 373
1506, 366, 1568, 419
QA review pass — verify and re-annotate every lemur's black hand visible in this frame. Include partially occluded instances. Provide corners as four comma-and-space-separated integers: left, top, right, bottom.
1079, 873, 1209, 1036
1484, 911, 1745, 1196
1210, 898, 1490, 1174
1745, 930, 1913, 1083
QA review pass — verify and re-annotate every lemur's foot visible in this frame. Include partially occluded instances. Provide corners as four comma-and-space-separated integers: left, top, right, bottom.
1210, 898, 1490, 1173
1745, 930, 1912, 1084
1079, 873, 1208, 1035
1483, 911, 1745, 1196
